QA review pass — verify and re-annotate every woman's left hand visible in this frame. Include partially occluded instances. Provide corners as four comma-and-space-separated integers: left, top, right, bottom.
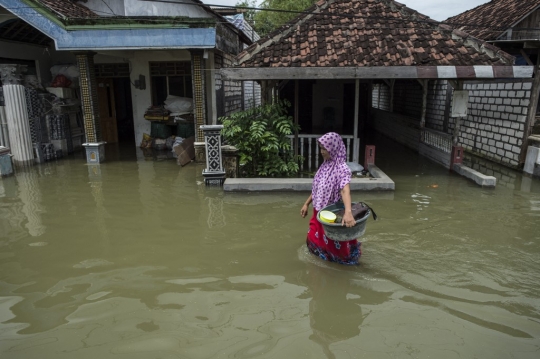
342, 212, 355, 227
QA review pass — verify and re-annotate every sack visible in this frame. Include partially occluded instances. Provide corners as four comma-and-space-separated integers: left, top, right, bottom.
165, 135, 176, 150
163, 96, 193, 113
335, 202, 377, 223
140, 133, 153, 148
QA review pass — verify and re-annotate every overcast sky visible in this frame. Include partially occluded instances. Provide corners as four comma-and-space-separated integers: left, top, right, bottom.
202, 0, 490, 21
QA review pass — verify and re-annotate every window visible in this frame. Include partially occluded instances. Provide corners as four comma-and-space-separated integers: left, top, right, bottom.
149, 61, 192, 106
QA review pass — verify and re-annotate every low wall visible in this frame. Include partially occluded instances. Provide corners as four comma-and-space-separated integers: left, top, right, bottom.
223, 165, 395, 192
419, 143, 451, 169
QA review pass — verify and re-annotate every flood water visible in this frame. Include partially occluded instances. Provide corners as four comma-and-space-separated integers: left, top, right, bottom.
1, 135, 540, 358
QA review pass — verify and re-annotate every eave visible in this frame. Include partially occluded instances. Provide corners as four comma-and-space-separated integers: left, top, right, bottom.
63, 16, 216, 31
221, 66, 534, 81
1, 0, 218, 50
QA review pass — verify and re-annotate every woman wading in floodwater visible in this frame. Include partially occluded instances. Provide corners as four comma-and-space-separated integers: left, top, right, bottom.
300, 132, 361, 265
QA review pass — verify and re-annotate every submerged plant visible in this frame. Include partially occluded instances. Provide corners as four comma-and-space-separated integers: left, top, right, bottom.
220, 100, 301, 177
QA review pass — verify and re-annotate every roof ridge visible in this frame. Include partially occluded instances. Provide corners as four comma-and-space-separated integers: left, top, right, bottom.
445, 0, 540, 40
237, 0, 334, 65
235, 0, 514, 69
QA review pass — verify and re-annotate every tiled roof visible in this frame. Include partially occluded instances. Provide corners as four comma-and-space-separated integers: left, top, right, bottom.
34, 0, 98, 19
445, 0, 540, 41
236, 0, 514, 68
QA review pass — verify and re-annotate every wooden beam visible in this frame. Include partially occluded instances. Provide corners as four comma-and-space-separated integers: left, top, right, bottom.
447, 79, 458, 89
353, 79, 360, 163
443, 81, 453, 133
294, 80, 299, 158
419, 79, 428, 128
389, 79, 395, 112
221, 66, 534, 81
520, 49, 534, 66
452, 116, 464, 146
519, 49, 540, 164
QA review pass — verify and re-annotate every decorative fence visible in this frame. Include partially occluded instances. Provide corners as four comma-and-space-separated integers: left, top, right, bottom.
287, 134, 355, 171
420, 128, 452, 153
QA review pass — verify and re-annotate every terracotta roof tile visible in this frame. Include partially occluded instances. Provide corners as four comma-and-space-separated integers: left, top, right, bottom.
35, 0, 97, 19
236, 0, 514, 68
445, 0, 540, 41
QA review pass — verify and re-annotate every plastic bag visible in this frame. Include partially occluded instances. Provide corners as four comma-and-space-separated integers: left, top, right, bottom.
51, 74, 72, 88
163, 96, 193, 113
153, 138, 167, 151
165, 135, 176, 150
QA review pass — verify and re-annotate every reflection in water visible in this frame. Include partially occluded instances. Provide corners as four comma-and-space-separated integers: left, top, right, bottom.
87, 164, 110, 241
16, 169, 45, 237
0, 142, 540, 358
305, 265, 362, 359
206, 193, 226, 229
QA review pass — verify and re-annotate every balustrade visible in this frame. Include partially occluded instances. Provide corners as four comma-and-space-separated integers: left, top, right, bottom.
420, 128, 452, 153
288, 134, 355, 171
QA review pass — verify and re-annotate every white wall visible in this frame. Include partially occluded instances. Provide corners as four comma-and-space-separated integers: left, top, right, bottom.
82, 0, 211, 17
121, 50, 191, 145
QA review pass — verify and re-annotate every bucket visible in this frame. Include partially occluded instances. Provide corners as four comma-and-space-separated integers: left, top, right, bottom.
151, 122, 172, 139
316, 202, 371, 241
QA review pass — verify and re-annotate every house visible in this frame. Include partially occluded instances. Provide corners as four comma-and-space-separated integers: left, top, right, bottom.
446, 0, 540, 174
0, 0, 260, 166
222, 0, 534, 175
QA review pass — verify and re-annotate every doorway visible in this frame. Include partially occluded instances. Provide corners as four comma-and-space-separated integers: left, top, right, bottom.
96, 77, 134, 143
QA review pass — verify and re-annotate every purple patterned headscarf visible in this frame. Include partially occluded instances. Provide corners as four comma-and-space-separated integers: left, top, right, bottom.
312, 132, 351, 211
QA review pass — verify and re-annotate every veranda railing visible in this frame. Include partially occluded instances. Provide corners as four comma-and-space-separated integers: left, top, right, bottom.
287, 134, 355, 171
420, 128, 452, 153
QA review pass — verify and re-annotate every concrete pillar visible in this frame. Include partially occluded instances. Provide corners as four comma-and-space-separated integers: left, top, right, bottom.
201, 125, 226, 185
450, 145, 464, 169
364, 145, 376, 169
74, 51, 106, 163
0, 64, 34, 166
190, 50, 207, 143
191, 50, 207, 165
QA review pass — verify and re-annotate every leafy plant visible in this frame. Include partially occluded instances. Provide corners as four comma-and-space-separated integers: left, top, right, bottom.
220, 100, 301, 177
236, 0, 318, 37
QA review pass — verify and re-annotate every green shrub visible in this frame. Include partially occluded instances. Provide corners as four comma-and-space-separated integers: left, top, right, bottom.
220, 100, 301, 177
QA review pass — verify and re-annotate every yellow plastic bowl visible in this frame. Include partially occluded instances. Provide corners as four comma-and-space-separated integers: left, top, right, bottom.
319, 210, 337, 223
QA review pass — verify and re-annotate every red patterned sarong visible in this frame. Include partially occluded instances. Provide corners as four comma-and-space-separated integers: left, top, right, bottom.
306, 209, 361, 265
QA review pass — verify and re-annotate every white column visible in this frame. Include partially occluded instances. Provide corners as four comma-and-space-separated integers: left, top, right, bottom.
0, 64, 34, 166
0, 106, 9, 147
3, 84, 33, 165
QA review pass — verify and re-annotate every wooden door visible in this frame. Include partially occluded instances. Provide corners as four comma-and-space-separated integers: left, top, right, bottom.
97, 78, 118, 143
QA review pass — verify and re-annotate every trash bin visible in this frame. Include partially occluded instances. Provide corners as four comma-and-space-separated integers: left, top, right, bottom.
150, 122, 173, 139
177, 122, 195, 138
0, 146, 14, 177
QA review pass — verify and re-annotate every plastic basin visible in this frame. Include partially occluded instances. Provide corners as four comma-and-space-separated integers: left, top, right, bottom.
316, 202, 371, 242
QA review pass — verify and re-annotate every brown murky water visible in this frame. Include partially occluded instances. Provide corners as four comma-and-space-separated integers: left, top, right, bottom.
1, 137, 540, 358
